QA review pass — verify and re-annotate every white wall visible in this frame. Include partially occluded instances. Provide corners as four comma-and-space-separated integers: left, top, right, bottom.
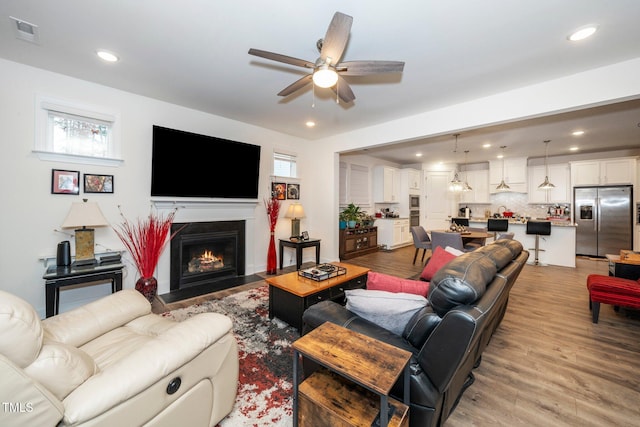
0, 58, 307, 317
2, 56, 640, 317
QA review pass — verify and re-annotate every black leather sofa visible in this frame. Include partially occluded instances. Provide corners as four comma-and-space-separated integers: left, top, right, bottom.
302, 239, 529, 427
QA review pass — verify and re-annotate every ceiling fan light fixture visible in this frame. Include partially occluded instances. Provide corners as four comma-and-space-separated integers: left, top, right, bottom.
313, 65, 338, 88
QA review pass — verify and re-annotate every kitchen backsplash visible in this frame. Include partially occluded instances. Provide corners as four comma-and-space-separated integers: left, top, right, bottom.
459, 192, 571, 219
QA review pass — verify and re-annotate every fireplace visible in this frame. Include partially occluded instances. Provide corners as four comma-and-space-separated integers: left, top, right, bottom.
170, 220, 245, 292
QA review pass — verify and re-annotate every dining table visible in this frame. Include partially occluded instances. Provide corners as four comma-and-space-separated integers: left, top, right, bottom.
432, 230, 493, 245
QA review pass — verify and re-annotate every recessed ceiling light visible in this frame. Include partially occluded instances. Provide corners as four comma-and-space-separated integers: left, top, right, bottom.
572, 130, 585, 136
415, 153, 423, 157
568, 25, 598, 41
497, 154, 504, 159
97, 50, 119, 62
482, 143, 491, 148
305, 121, 316, 127
569, 146, 579, 151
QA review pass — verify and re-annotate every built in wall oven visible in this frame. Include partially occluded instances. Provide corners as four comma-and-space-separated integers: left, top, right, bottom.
410, 195, 420, 210
410, 210, 419, 227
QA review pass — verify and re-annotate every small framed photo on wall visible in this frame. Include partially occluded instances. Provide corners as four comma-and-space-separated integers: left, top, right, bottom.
84, 174, 114, 193
272, 182, 286, 200
286, 183, 300, 200
51, 169, 80, 195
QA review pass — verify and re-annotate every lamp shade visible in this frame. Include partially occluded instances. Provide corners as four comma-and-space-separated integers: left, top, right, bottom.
285, 203, 306, 219
61, 200, 109, 228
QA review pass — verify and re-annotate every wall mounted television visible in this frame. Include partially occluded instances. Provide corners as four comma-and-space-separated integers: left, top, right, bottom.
151, 125, 261, 199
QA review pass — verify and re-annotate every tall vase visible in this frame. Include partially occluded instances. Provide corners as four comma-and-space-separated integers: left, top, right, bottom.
135, 276, 158, 303
267, 232, 277, 275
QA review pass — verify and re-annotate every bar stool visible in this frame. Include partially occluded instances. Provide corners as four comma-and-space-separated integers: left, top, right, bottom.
487, 218, 509, 241
526, 220, 551, 265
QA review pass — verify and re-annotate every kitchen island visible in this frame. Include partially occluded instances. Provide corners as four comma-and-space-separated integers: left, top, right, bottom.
469, 219, 577, 268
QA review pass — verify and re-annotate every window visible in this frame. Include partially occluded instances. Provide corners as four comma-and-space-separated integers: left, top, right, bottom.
273, 151, 297, 178
34, 96, 122, 166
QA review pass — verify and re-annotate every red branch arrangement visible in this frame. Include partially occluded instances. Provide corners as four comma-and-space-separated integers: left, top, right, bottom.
265, 197, 281, 232
113, 206, 181, 278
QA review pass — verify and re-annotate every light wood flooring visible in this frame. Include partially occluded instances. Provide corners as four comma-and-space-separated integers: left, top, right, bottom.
154, 245, 640, 426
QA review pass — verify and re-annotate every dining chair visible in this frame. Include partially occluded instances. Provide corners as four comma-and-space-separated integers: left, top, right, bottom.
430, 231, 468, 252
497, 232, 514, 240
410, 226, 432, 264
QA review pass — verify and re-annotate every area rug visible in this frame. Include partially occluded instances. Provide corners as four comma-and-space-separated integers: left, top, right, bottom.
161, 284, 298, 426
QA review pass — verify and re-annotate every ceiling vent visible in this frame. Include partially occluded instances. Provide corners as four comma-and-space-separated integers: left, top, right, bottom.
10, 16, 40, 44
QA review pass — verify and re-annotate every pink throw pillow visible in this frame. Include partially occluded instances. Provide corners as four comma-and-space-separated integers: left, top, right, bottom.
420, 246, 458, 281
367, 271, 429, 297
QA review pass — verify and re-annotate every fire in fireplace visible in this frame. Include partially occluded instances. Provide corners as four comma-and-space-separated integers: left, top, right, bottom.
170, 220, 245, 292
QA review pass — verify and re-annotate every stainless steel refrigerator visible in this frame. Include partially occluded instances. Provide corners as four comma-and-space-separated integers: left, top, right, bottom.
574, 185, 633, 257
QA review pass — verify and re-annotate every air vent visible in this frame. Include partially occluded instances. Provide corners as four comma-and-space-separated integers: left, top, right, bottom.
10, 16, 40, 44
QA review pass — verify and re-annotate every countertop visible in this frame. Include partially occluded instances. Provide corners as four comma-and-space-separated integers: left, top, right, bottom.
468, 217, 576, 227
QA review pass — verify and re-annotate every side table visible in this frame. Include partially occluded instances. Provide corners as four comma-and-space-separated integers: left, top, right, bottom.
42, 262, 124, 318
279, 238, 321, 270
293, 322, 411, 427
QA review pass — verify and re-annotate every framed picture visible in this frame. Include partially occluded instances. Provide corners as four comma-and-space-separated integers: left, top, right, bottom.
286, 183, 300, 200
272, 182, 286, 200
301, 231, 309, 240
84, 174, 114, 193
51, 169, 80, 195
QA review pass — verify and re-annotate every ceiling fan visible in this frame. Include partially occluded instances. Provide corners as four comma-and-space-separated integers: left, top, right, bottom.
248, 12, 404, 104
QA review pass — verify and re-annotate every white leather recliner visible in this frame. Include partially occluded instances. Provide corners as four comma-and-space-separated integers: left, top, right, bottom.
0, 289, 238, 427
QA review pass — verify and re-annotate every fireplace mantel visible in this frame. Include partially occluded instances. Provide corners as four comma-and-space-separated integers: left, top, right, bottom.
151, 198, 259, 210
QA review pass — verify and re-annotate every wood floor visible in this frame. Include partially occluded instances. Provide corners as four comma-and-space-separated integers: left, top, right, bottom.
349, 246, 640, 427
155, 245, 640, 426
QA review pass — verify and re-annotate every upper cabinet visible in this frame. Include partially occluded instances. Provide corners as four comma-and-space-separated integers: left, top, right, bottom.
570, 158, 637, 186
489, 157, 528, 193
339, 162, 371, 206
373, 165, 400, 203
460, 169, 490, 203
528, 163, 570, 204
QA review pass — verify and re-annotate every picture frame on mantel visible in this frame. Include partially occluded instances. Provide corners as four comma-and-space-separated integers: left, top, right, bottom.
84, 174, 114, 194
51, 169, 80, 195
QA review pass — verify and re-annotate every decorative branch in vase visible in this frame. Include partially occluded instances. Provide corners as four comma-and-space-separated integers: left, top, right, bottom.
113, 205, 183, 303
265, 196, 281, 275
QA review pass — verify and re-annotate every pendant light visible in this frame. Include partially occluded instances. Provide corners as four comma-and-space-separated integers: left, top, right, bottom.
462, 150, 473, 191
449, 134, 463, 192
538, 139, 555, 190
495, 145, 511, 192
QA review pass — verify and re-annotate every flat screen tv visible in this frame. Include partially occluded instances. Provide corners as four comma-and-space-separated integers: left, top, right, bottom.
151, 125, 261, 199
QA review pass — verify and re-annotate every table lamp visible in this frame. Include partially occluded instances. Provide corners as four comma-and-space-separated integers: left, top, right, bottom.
285, 203, 305, 238
61, 199, 109, 266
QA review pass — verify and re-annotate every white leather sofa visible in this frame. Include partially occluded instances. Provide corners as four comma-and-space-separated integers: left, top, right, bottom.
0, 289, 238, 427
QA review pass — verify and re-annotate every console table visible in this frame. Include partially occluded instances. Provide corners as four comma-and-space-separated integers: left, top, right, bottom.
43, 262, 124, 317
279, 238, 321, 270
292, 322, 411, 427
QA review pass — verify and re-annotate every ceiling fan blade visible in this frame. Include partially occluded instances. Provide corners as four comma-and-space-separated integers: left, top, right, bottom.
332, 75, 356, 103
277, 75, 313, 97
320, 12, 353, 65
248, 48, 314, 69
337, 61, 405, 76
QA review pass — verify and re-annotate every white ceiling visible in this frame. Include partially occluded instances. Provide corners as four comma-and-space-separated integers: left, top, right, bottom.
1, 0, 640, 164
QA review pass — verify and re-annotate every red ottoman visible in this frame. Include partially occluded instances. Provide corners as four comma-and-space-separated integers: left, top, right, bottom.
586, 274, 640, 323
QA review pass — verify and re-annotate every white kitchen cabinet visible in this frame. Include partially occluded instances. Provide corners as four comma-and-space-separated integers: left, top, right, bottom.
406, 168, 421, 192
376, 218, 411, 249
528, 163, 570, 204
460, 169, 490, 203
570, 158, 637, 186
373, 166, 400, 202
489, 157, 528, 193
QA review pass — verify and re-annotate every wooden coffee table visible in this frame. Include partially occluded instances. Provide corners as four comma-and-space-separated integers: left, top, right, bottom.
265, 262, 370, 331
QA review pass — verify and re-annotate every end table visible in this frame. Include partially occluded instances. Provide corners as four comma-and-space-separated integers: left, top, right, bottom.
279, 238, 321, 270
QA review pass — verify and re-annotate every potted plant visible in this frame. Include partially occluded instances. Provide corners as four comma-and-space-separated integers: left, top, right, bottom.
341, 203, 362, 228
